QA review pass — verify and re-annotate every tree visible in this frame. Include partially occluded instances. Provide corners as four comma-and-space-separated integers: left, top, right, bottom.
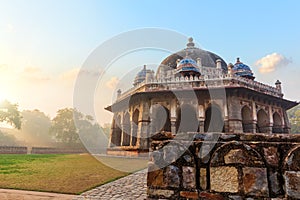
0, 130, 18, 145
0, 100, 22, 129
21, 109, 54, 146
49, 108, 80, 144
49, 108, 108, 152
288, 104, 300, 133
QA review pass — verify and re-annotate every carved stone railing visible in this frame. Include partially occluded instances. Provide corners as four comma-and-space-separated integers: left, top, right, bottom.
116, 75, 282, 103
147, 132, 300, 199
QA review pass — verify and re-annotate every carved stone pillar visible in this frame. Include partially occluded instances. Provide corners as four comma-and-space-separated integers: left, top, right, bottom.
228, 96, 243, 133
171, 119, 176, 135
198, 105, 205, 133
251, 101, 257, 133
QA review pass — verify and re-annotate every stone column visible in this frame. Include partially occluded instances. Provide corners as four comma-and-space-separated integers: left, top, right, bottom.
228, 96, 243, 133
251, 101, 257, 133
119, 114, 124, 146
171, 119, 176, 134
198, 105, 205, 133
223, 102, 229, 133
130, 121, 136, 146
268, 106, 274, 134
170, 100, 177, 135
138, 102, 151, 149
108, 115, 116, 147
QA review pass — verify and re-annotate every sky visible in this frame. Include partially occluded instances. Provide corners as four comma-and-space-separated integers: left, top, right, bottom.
0, 0, 300, 125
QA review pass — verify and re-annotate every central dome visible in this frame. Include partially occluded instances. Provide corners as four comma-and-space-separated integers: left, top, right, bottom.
157, 38, 227, 76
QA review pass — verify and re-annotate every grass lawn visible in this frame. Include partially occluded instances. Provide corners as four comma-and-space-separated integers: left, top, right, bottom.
0, 154, 147, 194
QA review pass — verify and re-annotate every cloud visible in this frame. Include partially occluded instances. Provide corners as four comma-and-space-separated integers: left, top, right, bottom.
105, 77, 119, 89
23, 67, 42, 74
255, 53, 291, 74
59, 68, 80, 81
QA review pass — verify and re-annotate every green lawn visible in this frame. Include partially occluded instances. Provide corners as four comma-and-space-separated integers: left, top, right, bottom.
0, 154, 147, 194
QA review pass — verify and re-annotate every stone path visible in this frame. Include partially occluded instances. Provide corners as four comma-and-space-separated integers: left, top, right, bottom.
74, 169, 147, 200
0, 189, 75, 200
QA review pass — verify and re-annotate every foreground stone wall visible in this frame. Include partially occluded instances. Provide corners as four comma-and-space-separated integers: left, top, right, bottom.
147, 132, 300, 199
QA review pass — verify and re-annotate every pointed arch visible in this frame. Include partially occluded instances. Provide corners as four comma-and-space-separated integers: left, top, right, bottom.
131, 109, 140, 146
176, 104, 199, 133
151, 105, 171, 134
241, 105, 252, 133
204, 105, 224, 133
112, 115, 122, 146
257, 109, 269, 133
273, 112, 283, 133
122, 112, 131, 146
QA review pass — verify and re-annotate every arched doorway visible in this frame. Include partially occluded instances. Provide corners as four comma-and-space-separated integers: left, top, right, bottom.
132, 109, 139, 146
257, 109, 269, 133
176, 104, 199, 133
151, 105, 171, 135
273, 112, 282, 133
113, 115, 122, 146
122, 112, 131, 146
204, 105, 224, 132
241, 106, 252, 133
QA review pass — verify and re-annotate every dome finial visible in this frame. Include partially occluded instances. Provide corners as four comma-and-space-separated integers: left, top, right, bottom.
236, 57, 241, 63
186, 37, 195, 48
185, 49, 189, 57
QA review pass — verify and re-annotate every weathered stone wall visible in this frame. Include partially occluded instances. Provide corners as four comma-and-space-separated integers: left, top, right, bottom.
147, 132, 300, 199
31, 147, 87, 154
0, 146, 87, 154
0, 146, 27, 154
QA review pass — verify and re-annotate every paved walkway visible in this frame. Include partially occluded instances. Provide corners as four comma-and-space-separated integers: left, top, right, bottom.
74, 169, 147, 200
0, 189, 76, 200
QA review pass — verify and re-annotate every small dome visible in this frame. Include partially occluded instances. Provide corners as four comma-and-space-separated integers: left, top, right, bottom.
232, 58, 255, 79
133, 65, 154, 86
176, 57, 200, 74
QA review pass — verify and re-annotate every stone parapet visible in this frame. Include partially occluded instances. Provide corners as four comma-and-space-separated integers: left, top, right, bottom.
147, 132, 300, 199
116, 75, 283, 103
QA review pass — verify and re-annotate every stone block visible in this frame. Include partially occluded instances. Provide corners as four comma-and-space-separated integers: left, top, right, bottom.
149, 150, 162, 162
199, 192, 225, 200
284, 171, 300, 199
182, 166, 196, 189
263, 147, 279, 166
210, 167, 239, 193
163, 145, 178, 163
164, 165, 180, 188
243, 167, 269, 197
147, 167, 164, 187
286, 149, 300, 171
183, 154, 192, 163
224, 149, 247, 164
147, 188, 174, 198
269, 171, 281, 195
200, 168, 207, 190
198, 143, 214, 163
180, 191, 198, 199
228, 195, 243, 200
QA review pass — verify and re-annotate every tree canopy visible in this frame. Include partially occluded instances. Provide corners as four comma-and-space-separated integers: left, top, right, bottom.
49, 108, 108, 152
21, 109, 54, 146
0, 100, 22, 129
288, 104, 300, 133
49, 108, 80, 144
